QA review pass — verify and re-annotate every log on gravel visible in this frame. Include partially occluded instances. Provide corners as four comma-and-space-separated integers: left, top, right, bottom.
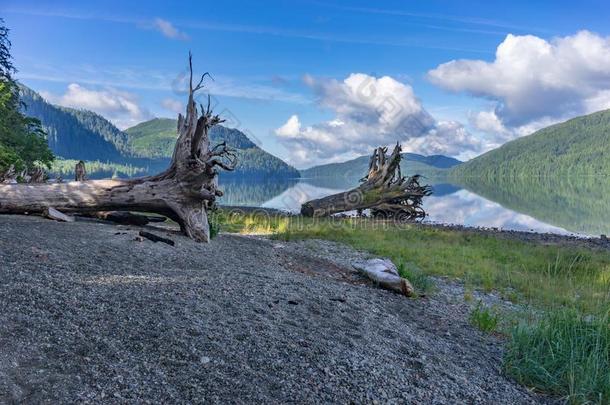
300, 143, 432, 220
43, 207, 75, 222
0, 53, 236, 242
352, 258, 414, 296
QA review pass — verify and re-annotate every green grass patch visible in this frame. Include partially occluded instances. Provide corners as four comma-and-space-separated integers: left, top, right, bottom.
505, 308, 610, 403
469, 301, 500, 333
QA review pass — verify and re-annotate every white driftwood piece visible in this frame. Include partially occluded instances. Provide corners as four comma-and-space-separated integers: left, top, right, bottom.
352, 258, 414, 296
43, 207, 75, 222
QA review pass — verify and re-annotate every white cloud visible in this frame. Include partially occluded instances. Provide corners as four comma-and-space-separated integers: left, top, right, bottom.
428, 30, 610, 139
153, 18, 189, 40
161, 98, 184, 114
275, 73, 480, 167
44, 83, 152, 129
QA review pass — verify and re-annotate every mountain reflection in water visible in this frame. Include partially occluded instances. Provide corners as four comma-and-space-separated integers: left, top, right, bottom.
218, 175, 610, 237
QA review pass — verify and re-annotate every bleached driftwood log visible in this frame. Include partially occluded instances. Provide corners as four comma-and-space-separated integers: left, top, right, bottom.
43, 207, 74, 222
71, 161, 167, 226
301, 143, 432, 219
0, 53, 236, 242
352, 258, 414, 296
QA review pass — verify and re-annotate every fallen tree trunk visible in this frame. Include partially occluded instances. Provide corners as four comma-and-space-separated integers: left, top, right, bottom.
0, 53, 236, 242
71, 162, 167, 226
301, 144, 432, 219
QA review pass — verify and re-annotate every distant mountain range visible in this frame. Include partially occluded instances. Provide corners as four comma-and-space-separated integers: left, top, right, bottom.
451, 109, 610, 177
23, 83, 609, 183
301, 153, 461, 179
19, 86, 300, 179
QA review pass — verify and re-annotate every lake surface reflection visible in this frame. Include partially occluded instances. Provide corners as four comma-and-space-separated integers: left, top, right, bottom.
218, 175, 610, 237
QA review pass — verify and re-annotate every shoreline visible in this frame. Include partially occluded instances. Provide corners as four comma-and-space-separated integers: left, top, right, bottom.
217, 205, 610, 250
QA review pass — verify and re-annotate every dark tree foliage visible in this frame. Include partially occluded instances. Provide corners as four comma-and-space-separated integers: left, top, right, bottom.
0, 20, 15, 81
19, 85, 128, 161
0, 19, 54, 172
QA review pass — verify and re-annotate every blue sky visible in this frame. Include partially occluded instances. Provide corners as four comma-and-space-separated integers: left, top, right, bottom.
3, 0, 610, 168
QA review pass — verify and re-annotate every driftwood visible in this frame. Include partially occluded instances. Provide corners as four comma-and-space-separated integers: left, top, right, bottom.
0, 53, 236, 242
352, 258, 414, 296
75, 160, 87, 181
0, 165, 16, 184
138, 230, 175, 246
301, 144, 432, 219
1, 165, 46, 184
71, 162, 167, 226
43, 207, 74, 222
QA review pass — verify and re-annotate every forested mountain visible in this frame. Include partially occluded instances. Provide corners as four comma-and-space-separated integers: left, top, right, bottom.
451, 109, 610, 177
18, 86, 299, 179
125, 118, 299, 178
19, 85, 129, 161
301, 152, 461, 179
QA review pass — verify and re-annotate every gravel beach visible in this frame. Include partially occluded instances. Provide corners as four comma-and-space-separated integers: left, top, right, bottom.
0, 215, 548, 403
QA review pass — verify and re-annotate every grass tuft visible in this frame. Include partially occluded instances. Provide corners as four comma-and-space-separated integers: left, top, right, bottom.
504, 308, 610, 404
469, 301, 500, 333
396, 260, 435, 295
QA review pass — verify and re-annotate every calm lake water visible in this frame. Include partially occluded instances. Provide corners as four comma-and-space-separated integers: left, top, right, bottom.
217, 175, 610, 237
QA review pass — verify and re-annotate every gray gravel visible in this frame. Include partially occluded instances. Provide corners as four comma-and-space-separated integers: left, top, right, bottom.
0, 215, 548, 404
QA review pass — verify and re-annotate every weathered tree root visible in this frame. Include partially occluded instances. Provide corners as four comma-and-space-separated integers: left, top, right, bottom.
0, 53, 236, 242
301, 143, 432, 219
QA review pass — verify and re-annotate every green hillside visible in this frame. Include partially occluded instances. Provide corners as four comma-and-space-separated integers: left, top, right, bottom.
126, 118, 257, 158
452, 109, 610, 177
301, 152, 461, 179
124, 118, 299, 178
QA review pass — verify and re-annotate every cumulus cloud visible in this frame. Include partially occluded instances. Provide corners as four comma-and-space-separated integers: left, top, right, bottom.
428, 30, 610, 139
153, 18, 189, 40
275, 73, 480, 167
44, 83, 152, 129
